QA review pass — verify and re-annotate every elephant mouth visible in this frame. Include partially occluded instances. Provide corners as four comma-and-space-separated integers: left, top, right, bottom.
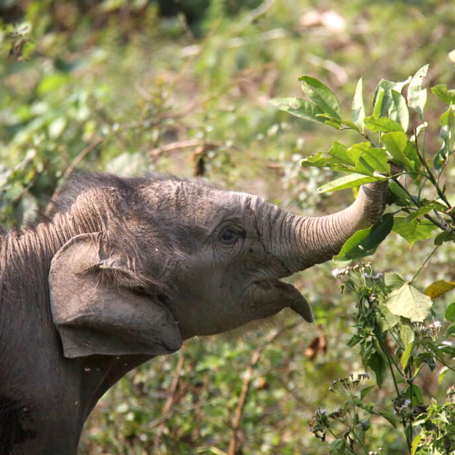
253, 280, 313, 323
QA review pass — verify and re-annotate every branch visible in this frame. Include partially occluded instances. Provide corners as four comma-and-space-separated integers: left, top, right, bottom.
147, 139, 223, 161
152, 355, 185, 453
227, 322, 302, 455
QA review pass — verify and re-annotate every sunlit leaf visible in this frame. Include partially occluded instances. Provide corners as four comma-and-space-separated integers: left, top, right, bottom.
386, 282, 432, 322
328, 141, 354, 165
269, 97, 325, 124
373, 86, 385, 117
407, 65, 429, 118
300, 142, 355, 172
299, 76, 342, 119
300, 152, 352, 172
364, 116, 404, 133
373, 77, 412, 117
352, 77, 365, 131
431, 84, 455, 104
382, 132, 415, 170
445, 302, 455, 322
401, 341, 414, 370
318, 173, 384, 193
384, 272, 406, 290
390, 90, 409, 132
400, 322, 415, 347
334, 214, 393, 261
411, 434, 422, 455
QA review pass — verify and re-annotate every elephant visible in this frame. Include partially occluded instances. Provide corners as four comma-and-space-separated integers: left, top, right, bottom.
0, 172, 387, 454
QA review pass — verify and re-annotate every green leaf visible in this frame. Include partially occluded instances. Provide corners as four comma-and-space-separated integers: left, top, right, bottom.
299, 76, 342, 119
384, 272, 406, 290
329, 439, 346, 455
334, 213, 393, 261
269, 97, 326, 124
446, 323, 455, 338
347, 143, 390, 176
372, 86, 385, 117
390, 90, 409, 132
401, 340, 414, 370
434, 230, 455, 245
37, 73, 72, 96
424, 280, 455, 299
328, 141, 354, 165
411, 434, 422, 455
301, 142, 355, 172
314, 113, 343, 129
431, 84, 455, 104
434, 107, 454, 171
400, 322, 415, 347
389, 180, 412, 206
382, 132, 415, 170
300, 152, 352, 173
386, 282, 432, 322
318, 173, 384, 193
360, 385, 375, 400
373, 77, 412, 117
367, 352, 387, 388
393, 216, 437, 247
405, 384, 424, 406
352, 77, 365, 130
364, 116, 404, 133
445, 302, 455, 322
360, 148, 390, 174
407, 65, 429, 118
378, 303, 400, 331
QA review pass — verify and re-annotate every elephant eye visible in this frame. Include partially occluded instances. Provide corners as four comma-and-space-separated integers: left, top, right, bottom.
220, 228, 239, 245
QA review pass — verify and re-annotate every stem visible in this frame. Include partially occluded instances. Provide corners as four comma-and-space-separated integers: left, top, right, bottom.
378, 335, 411, 450
414, 130, 452, 210
410, 244, 440, 284
392, 178, 447, 231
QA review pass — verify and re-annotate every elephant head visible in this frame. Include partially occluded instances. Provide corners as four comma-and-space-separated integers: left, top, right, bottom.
48, 174, 387, 358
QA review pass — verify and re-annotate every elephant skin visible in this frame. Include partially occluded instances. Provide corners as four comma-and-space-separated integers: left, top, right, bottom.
0, 173, 387, 454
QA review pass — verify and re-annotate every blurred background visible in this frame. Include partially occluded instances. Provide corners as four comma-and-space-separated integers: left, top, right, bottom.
1, 0, 455, 453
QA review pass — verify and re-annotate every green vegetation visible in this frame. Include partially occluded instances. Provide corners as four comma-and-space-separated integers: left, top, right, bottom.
1, 1, 455, 453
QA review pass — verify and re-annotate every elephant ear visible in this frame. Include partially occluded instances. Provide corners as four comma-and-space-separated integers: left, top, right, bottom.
49, 233, 182, 359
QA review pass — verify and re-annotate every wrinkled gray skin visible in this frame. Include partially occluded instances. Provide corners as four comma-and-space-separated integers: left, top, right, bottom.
0, 173, 387, 454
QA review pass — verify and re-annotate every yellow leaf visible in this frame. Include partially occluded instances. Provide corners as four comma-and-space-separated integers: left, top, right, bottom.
424, 280, 455, 299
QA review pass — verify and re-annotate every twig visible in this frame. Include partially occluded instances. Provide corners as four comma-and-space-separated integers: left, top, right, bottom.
147, 139, 223, 161
152, 355, 185, 454
241, 0, 275, 27
410, 244, 440, 284
180, 28, 287, 58
227, 322, 301, 455
45, 137, 104, 215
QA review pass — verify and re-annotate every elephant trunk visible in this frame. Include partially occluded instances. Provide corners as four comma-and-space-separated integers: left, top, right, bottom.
261, 181, 388, 275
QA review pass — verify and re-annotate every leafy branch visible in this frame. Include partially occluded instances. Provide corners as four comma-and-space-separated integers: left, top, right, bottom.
272, 52, 455, 454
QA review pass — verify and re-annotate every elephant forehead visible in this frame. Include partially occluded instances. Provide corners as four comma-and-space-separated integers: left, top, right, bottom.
146, 181, 261, 219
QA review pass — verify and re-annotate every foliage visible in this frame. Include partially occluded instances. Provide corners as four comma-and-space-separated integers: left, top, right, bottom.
271, 57, 455, 453
1, 1, 455, 454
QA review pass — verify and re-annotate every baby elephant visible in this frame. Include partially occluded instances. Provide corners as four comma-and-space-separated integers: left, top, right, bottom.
0, 173, 387, 454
